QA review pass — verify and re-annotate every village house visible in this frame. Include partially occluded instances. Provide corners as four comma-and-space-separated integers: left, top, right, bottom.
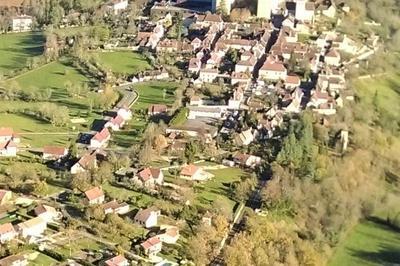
90, 127, 111, 149
11, 15, 32, 32
235, 56, 257, 73
0, 140, 17, 157
70, 152, 97, 174
231, 72, 251, 86
281, 26, 298, 43
102, 200, 130, 215
199, 68, 219, 83
0, 190, 12, 205
148, 104, 168, 116
34, 204, 60, 223
134, 207, 160, 228
117, 107, 132, 121
325, 49, 341, 66
105, 115, 125, 131
104, 255, 129, 266
141, 236, 162, 257
188, 106, 223, 119
188, 58, 202, 74
180, 164, 209, 181
319, 3, 337, 18
166, 125, 217, 142
0, 223, 17, 243
17, 217, 47, 238
0, 127, 18, 143
146, 25, 165, 49
42, 146, 68, 160
228, 87, 245, 109
196, 13, 224, 30
259, 61, 287, 81
133, 167, 164, 188
156, 38, 180, 53
285, 75, 301, 89
157, 226, 180, 244
295, 0, 315, 23
85, 187, 105, 205
233, 153, 262, 168
0, 255, 28, 266
284, 88, 304, 113
191, 37, 203, 51
235, 128, 255, 146
107, 0, 128, 14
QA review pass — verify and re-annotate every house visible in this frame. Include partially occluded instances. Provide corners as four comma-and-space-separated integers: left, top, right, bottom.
133, 167, 164, 188
11, 15, 32, 32
70, 152, 97, 174
0, 140, 17, 157
0, 255, 28, 266
117, 107, 132, 121
102, 200, 129, 215
180, 164, 208, 181
90, 127, 111, 148
84, 187, 105, 205
295, 0, 315, 23
321, 4, 336, 18
34, 204, 60, 223
284, 88, 304, 113
285, 75, 301, 89
223, 39, 254, 51
228, 87, 244, 109
233, 153, 262, 168
134, 207, 160, 228
191, 37, 203, 51
107, 0, 128, 14
188, 58, 202, 73
156, 39, 180, 53
148, 104, 168, 116
189, 95, 202, 106
141, 236, 162, 257
197, 13, 224, 30
235, 129, 254, 146
157, 226, 180, 244
259, 61, 287, 81
105, 115, 125, 131
0, 127, 15, 142
235, 56, 257, 73
0, 223, 17, 243
42, 146, 68, 160
188, 106, 223, 119
0, 189, 12, 205
17, 217, 47, 238
199, 68, 219, 83
231, 72, 251, 86
325, 49, 341, 66
104, 255, 129, 266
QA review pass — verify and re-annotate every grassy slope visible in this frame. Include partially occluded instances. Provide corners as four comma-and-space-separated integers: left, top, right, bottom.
0, 113, 76, 147
0, 32, 44, 75
330, 74, 400, 265
93, 51, 151, 75
329, 217, 400, 266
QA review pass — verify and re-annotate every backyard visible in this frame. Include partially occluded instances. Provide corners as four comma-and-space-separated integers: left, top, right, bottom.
92, 51, 151, 75
0, 32, 44, 76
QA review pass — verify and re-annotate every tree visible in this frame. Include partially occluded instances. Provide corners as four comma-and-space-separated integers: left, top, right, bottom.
184, 141, 199, 163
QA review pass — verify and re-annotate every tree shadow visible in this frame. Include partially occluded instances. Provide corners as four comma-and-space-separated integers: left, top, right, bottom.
349, 244, 400, 265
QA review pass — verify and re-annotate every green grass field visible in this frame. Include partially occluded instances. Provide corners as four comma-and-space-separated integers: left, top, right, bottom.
0, 113, 76, 147
355, 74, 400, 121
28, 252, 59, 266
102, 182, 155, 206
329, 217, 400, 266
93, 51, 151, 75
194, 167, 247, 212
0, 32, 44, 75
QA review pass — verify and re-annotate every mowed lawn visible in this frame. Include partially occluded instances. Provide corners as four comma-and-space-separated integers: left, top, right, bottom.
0, 113, 76, 147
133, 81, 178, 110
329, 217, 400, 266
195, 167, 247, 214
10, 58, 98, 116
93, 51, 151, 75
0, 32, 44, 75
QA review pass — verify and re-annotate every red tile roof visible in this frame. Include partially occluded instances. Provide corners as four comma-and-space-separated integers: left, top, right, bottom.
85, 187, 104, 201
0, 141, 16, 149
0, 190, 10, 202
181, 164, 200, 177
141, 236, 161, 250
93, 128, 110, 142
0, 223, 15, 235
109, 115, 125, 127
261, 61, 286, 72
286, 75, 301, 84
43, 146, 67, 156
0, 127, 13, 137
105, 255, 127, 266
